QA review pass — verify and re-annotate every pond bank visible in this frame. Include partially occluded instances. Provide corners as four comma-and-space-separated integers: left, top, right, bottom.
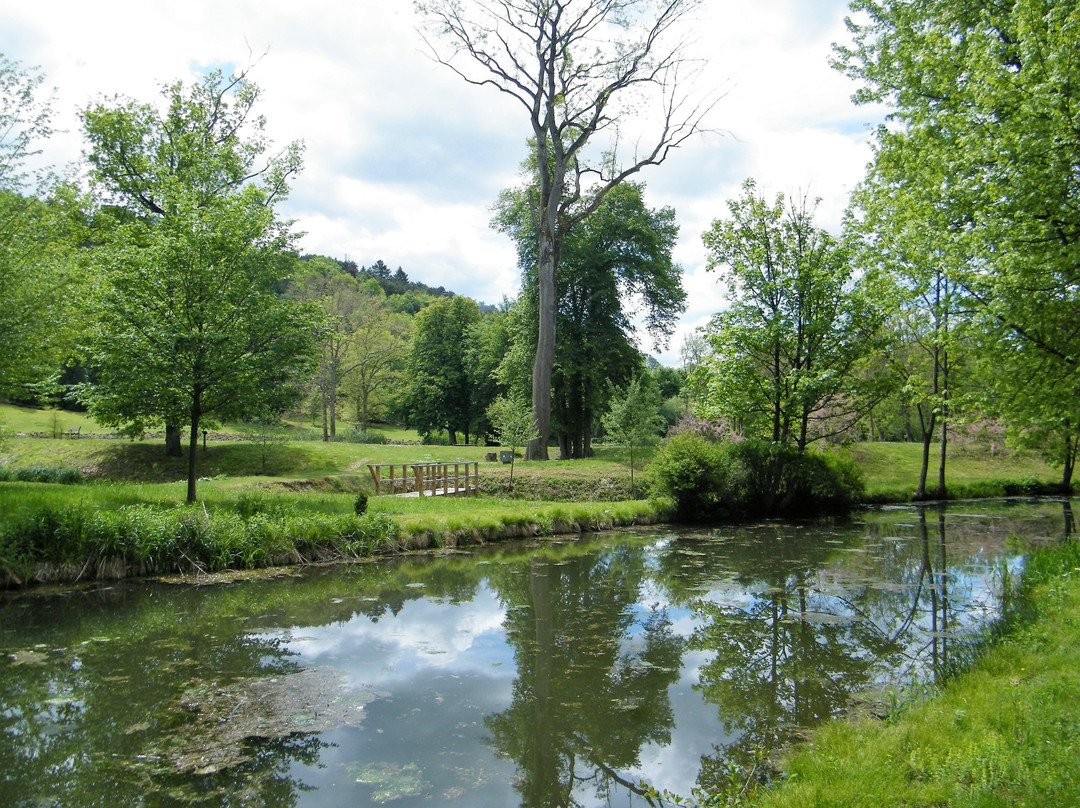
735, 534, 1080, 808
0, 483, 667, 588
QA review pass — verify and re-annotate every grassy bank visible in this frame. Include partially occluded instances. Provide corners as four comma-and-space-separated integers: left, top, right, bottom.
732, 537, 1080, 808
0, 481, 664, 587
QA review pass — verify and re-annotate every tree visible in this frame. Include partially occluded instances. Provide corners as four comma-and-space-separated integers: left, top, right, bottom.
602, 375, 663, 496
418, 0, 712, 459
403, 296, 482, 444
834, 0, 1080, 438
699, 179, 880, 451
296, 271, 375, 441
847, 140, 974, 498
81, 70, 319, 502
487, 394, 538, 491
346, 290, 411, 431
465, 307, 512, 441
495, 181, 685, 457
0, 55, 85, 399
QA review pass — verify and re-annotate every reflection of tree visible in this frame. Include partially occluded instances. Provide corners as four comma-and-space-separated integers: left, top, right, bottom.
485, 546, 683, 807
689, 548, 898, 790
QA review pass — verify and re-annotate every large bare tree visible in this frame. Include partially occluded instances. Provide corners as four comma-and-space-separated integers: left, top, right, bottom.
417, 0, 713, 458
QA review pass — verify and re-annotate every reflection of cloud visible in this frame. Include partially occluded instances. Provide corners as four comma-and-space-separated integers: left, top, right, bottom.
256, 584, 511, 691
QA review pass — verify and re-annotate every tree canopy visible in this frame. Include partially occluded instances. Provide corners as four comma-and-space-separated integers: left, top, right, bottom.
418, 0, 712, 459
698, 178, 880, 451
81, 70, 319, 502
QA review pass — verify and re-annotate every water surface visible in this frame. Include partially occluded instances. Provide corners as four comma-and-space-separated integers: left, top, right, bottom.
0, 498, 1071, 806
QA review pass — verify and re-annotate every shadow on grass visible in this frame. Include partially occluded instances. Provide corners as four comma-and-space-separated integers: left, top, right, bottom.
87, 442, 319, 483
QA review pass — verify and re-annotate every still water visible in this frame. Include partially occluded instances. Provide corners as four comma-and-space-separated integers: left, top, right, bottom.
0, 499, 1072, 807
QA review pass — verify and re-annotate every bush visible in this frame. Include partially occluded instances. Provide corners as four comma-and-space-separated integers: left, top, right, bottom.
646, 432, 732, 521
354, 491, 368, 515
647, 435, 865, 521
1, 465, 86, 485
349, 427, 387, 444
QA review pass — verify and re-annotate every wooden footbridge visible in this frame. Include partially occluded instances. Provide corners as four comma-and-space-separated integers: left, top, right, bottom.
367, 462, 480, 497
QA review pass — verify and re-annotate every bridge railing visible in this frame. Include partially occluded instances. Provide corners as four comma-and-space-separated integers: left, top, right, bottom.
367, 462, 479, 497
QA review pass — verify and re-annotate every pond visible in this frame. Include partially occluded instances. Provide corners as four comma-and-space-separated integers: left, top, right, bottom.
0, 498, 1073, 807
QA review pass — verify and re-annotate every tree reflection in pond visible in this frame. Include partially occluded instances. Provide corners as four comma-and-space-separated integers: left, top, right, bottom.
485, 548, 683, 807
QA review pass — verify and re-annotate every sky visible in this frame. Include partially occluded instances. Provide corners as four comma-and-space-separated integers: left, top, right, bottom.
1, 0, 881, 365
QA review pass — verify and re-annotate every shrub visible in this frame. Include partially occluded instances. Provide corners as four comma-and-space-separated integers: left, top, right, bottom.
646, 431, 731, 521
4, 465, 85, 484
349, 427, 387, 444
354, 491, 369, 515
648, 435, 865, 521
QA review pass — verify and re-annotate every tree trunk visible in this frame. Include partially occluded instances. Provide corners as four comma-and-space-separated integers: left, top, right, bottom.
186, 395, 201, 503
528, 240, 556, 460
165, 422, 183, 457
916, 403, 935, 500
935, 414, 948, 498
321, 379, 329, 442
329, 363, 338, 438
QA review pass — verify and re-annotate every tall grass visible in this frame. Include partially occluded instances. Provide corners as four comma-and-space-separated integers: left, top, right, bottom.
0, 483, 400, 586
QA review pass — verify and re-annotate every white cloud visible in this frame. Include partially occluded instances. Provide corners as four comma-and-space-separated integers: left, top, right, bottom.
1, 0, 881, 359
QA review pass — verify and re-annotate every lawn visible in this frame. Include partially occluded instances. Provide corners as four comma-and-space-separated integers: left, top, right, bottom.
0, 403, 1061, 499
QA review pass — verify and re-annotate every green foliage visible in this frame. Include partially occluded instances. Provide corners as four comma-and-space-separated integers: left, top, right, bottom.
700, 178, 882, 450
496, 181, 684, 457
0, 465, 85, 484
348, 427, 387, 444
647, 435, 864, 520
836, 0, 1080, 493
353, 490, 368, 516
602, 375, 664, 495
80, 70, 320, 503
402, 296, 482, 443
0, 497, 400, 584
0, 53, 87, 398
646, 432, 731, 521
487, 393, 539, 490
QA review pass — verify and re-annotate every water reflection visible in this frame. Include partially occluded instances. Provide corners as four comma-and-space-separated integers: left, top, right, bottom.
485, 551, 682, 806
0, 500, 1067, 807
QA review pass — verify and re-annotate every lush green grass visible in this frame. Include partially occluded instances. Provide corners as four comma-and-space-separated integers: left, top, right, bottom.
740, 538, 1080, 808
0, 479, 663, 585
0, 404, 101, 437
847, 441, 1056, 499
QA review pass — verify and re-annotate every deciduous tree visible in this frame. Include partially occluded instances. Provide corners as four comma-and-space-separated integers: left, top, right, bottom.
81, 70, 319, 502
417, 0, 712, 458
0, 55, 84, 399
699, 179, 880, 451
403, 296, 482, 444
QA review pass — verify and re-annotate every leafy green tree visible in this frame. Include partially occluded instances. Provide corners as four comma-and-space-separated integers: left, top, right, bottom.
345, 290, 411, 431
418, 0, 711, 459
296, 271, 381, 440
699, 179, 880, 451
835, 0, 1080, 446
81, 70, 319, 502
496, 181, 685, 458
403, 296, 482, 443
486, 394, 538, 491
0, 55, 85, 399
465, 307, 512, 441
602, 375, 663, 496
